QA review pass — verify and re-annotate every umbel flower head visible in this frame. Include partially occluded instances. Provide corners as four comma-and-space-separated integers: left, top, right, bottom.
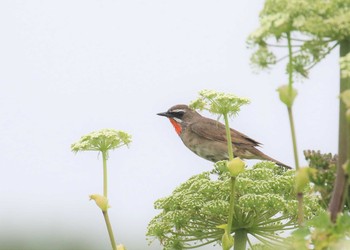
71, 128, 132, 154
248, 0, 350, 78
190, 89, 250, 118
147, 162, 321, 250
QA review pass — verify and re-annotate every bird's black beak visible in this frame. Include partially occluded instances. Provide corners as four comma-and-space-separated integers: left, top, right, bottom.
157, 111, 170, 117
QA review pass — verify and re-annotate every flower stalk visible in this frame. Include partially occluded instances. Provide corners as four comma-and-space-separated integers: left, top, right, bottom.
103, 210, 117, 250
71, 129, 132, 250
223, 113, 234, 161
190, 90, 250, 250
102, 151, 108, 197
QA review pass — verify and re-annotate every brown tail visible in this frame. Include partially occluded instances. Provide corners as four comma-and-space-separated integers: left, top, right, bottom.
261, 154, 291, 169
253, 148, 291, 169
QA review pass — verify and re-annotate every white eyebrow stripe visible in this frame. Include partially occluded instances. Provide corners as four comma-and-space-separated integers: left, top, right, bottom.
171, 109, 185, 113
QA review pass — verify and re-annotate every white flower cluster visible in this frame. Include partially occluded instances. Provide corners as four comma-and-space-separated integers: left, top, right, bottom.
190, 89, 250, 118
71, 128, 132, 153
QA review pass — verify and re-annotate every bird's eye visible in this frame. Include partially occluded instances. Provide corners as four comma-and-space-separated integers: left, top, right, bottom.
169, 109, 185, 118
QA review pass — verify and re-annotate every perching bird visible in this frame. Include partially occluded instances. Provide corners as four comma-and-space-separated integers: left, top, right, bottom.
157, 104, 290, 169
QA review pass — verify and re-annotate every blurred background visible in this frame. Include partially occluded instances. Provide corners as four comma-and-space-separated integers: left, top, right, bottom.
0, 0, 338, 249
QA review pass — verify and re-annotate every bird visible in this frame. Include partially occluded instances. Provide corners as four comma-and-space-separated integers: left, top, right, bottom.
157, 104, 291, 169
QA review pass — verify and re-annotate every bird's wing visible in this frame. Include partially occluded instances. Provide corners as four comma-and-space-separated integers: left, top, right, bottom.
190, 118, 261, 147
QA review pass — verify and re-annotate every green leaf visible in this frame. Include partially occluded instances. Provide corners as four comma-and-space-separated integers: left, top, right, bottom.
307, 211, 331, 229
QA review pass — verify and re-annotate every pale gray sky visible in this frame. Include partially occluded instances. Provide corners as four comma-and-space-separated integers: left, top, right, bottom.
0, 1, 338, 249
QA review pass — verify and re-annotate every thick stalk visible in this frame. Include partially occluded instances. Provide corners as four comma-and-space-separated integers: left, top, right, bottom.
103, 211, 117, 250
234, 229, 248, 250
102, 151, 108, 197
329, 40, 350, 222
227, 177, 236, 235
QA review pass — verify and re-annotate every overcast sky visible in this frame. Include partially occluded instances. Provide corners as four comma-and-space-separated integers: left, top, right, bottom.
0, 1, 339, 249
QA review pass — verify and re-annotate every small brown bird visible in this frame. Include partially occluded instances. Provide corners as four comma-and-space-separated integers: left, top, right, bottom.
157, 104, 290, 169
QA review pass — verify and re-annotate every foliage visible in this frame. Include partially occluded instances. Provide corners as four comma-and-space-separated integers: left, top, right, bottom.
147, 162, 321, 250
304, 150, 337, 208
248, 0, 350, 79
288, 211, 350, 249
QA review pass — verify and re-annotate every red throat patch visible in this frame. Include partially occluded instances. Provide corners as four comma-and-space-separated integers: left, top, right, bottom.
169, 118, 182, 135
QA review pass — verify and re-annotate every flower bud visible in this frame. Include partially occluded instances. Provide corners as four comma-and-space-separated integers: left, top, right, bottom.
89, 194, 110, 211
217, 224, 234, 250
222, 232, 234, 250
277, 85, 298, 108
117, 244, 127, 250
294, 168, 310, 193
227, 157, 245, 177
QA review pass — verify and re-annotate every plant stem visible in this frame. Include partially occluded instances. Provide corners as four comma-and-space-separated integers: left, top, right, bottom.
227, 177, 236, 235
223, 113, 234, 160
329, 39, 350, 222
102, 151, 108, 197
234, 229, 247, 250
101, 150, 117, 249
287, 31, 304, 227
103, 211, 117, 250
287, 32, 293, 95
287, 107, 300, 170
286, 32, 300, 170
223, 113, 240, 250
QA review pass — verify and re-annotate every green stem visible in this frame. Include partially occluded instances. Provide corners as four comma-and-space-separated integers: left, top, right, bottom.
227, 177, 236, 235
286, 32, 300, 170
101, 150, 118, 249
287, 107, 300, 170
103, 211, 117, 250
223, 113, 240, 249
223, 114, 234, 160
234, 229, 247, 250
329, 39, 350, 222
287, 32, 294, 95
287, 32, 304, 228
102, 151, 108, 197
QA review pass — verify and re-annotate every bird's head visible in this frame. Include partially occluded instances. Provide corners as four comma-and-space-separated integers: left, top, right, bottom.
157, 104, 200, 135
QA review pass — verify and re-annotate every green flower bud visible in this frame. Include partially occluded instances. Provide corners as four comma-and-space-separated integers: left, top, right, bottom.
221, 232, 234, 250
89, 194, 110, 212
117, 244, 127, 250
294, 168, 310, 193
216, 224, 234, 250
227, 157, 245, 177
277, 85, 298, 108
